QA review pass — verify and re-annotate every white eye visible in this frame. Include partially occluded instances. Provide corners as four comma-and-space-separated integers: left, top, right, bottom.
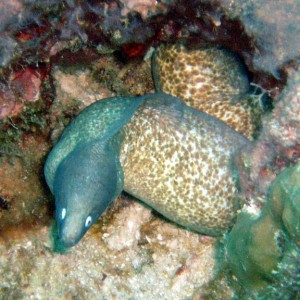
61, 208, 66, 220
85, 216, 92, 227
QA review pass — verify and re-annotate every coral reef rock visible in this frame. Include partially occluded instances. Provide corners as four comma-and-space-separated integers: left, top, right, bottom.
0, 198, 217, 300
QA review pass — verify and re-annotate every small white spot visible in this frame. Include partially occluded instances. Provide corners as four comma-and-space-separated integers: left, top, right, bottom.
244, 202, 261, 217
157, 234, 163, 241
61, 208, 66, 220
85, 216, 92, 227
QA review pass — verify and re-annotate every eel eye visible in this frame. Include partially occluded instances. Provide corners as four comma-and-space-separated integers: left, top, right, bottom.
85, 216, 92, 227
61, 208, 66, 220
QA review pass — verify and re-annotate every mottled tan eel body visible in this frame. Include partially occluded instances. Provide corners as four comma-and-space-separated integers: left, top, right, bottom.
121, 94, 249, 236
152, 44, 257, 139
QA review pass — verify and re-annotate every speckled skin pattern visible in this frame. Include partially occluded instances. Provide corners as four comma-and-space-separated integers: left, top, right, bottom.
120, 94, 249, 236
45, 93, 250, 247
152, 44, 255, 139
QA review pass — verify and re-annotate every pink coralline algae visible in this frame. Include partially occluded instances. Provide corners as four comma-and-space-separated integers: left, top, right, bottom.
0, 101, 24, 120
11, 67, 42, 102
0, 67, 42, 119
121, 0, 158, 19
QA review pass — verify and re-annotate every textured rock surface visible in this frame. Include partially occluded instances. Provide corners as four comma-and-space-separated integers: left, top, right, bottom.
0, 0, 299, 100
236, 67, 300, 200
0, 198, 217, 300
220, 0, 300, 76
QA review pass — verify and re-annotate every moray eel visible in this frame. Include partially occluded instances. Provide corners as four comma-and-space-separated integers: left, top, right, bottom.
152, 44, 260, 139
45, 93, 250, 247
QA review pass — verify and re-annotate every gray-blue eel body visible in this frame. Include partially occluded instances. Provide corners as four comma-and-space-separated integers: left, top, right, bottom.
45, 93, 249, 247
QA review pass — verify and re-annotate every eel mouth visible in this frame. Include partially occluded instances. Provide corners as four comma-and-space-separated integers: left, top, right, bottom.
60, 239, 79, 248
57, 216, 85, 248
58, 232, 81, 248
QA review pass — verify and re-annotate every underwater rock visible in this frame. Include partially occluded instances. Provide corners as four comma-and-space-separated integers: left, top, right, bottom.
225, 162, 300, 296
0, 0, 297, 112
220, 0, 300, 76
0, 135, 50, 231
121, 0, 160, 19
0, 67, 43, 120
54, 67, 113, 110
236, 67, 300, 199
0, 198, 217, 299
152, 44, 262, 139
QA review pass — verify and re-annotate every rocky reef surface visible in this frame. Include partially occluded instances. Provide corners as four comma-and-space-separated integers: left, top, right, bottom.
0, 0, 300, 299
